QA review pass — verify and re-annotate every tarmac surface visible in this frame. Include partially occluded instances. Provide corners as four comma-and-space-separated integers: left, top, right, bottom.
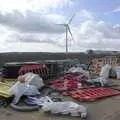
1, 79, 120, 120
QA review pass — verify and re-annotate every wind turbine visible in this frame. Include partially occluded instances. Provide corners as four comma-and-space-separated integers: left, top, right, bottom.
57, 14, 76, 53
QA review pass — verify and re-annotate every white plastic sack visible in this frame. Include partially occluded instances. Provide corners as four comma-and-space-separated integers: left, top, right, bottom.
100, 64, 111, 78
18, 72, 44, 89
68, 67, 90, 78
9, 81, 40, 104
42, 101, 87, 118
115, 66, 120, 79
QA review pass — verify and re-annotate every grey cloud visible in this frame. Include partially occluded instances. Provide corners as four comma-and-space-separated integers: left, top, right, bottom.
19, 37, 58, 44
6, 33, 64, 47
96, 23, 120, 39
78, 21, 120, 39
86, 39, 120, 50
6, 19, 120, 51
73, 20, 120, 51
0, 11, 65, 33
2, 12, 120, 52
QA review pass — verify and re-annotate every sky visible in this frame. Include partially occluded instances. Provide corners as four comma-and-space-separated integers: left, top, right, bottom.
0, 0, 120, 52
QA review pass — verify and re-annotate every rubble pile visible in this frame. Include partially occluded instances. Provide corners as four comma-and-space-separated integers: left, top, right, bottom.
1, 62, 120, 119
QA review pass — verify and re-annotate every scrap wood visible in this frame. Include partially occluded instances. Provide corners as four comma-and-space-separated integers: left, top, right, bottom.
0, 82, 12, 98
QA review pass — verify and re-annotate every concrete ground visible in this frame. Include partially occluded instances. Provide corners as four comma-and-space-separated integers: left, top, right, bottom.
1, 79, 120, 120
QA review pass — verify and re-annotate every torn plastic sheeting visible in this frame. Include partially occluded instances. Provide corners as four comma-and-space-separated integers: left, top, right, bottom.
67, 67, 90, 78
18, 72, 44, 89
100, 64, 111, 78
42, 101, 87, 118
9, 81, 40, 104
86, 77, 111, 87
25, 96, 53, 106
115, 66, 120, 79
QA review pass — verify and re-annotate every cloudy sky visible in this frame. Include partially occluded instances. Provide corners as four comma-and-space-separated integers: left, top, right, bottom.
0, 0, 120, 52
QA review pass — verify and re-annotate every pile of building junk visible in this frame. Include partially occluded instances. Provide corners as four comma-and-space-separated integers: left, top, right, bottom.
1, 60, 120, 119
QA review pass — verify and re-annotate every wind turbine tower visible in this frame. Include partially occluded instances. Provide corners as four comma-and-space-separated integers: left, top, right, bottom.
57, 14, 76, 53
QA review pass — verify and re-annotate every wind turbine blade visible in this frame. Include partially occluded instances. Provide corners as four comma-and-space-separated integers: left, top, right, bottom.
68, 13, 76, 24
67, 25, 73, 40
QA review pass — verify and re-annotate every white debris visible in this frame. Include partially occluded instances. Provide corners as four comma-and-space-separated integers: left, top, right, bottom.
100, 64, 111, 78
115, 66, 120, 79
18, 72, 44, 89
9, 82, 40, 104
42, 101, 87, 118
68, 67, 90, 78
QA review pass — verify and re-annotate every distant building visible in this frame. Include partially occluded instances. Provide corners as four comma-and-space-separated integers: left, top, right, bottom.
90, 55, 120, 74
